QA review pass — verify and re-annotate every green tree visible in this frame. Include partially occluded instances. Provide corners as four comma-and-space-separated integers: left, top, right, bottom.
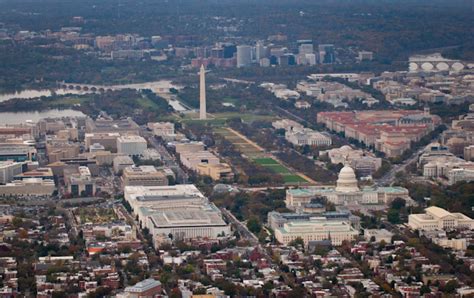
288, 237, 305, 248
387, 209, 401, 224
391, 197, 406, 210
420, 285, 431, 295
443, 280, 459, 293
246, 217, 262, 234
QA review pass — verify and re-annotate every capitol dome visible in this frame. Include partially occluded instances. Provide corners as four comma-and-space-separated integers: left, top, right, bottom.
335, 164, 360, 193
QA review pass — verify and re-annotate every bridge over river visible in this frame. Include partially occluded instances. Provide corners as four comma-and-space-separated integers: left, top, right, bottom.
56, 80, 180, 94
56, 80, 190, 112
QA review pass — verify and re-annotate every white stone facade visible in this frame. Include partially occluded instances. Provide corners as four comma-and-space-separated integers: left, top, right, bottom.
117, 135, 147, 156
275, 218, 358, 246
408, 206, 474, 231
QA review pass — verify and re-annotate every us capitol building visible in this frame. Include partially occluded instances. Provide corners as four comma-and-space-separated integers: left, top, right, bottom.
286, 164, 412, 210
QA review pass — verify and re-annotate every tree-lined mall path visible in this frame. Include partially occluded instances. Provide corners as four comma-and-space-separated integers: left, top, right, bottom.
216, 127, 317, 185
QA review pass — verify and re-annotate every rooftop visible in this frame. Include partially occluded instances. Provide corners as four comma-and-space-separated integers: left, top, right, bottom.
125, 185, 205, 203
425, 206, 456, 218
125, 279, 161, 293
113, 155, 134, 164
15, 167, 53, 178
117, 135, 147, 142
124, 165, 159, 174
149, 208, 227, 227
87, 118, 139, 132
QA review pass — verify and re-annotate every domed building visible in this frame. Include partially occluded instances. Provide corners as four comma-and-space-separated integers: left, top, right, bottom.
335, 165, 360, 193
286, 164, 412, 210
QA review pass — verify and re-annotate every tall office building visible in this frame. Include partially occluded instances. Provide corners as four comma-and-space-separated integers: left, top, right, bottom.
222, 43, 237, 59
358, 51, 373, 61
305, 53, 317, 65
199, 64, 207, 120
297, 40, 314, 55
270, 47, 287, 58
319, 44, 335, 64
210, 48, 224, 59
236, 45, 252, 68
278, 54, 296, 66
256, 41, 266, 61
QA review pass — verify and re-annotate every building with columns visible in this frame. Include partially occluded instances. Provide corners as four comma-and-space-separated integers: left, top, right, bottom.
124, 185, 231, 245
274, 218, 358, 246
408, 206, 474, 231
286, 164, 411, 210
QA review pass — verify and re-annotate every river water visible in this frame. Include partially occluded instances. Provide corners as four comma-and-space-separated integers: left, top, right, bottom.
0, 80, 188, 115
0, 109, 86, 125
0, 89, 90, 102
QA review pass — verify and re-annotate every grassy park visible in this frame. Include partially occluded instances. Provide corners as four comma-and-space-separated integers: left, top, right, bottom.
215, 128, 310, 184
254, 157, 308, 183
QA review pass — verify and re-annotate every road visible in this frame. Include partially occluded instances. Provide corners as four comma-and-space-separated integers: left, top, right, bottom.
220, 208, 283, 278
275, 104, 437, 187
376, 147, 425, 186
147, 136, 189, 184
221, 208, 259, 246
238, 186, 288, 192
115, 205, 145, 241
61, 207, 79, 238
382, 219, 473, 286
274, 106, 307, 124
223, 127, 317, 185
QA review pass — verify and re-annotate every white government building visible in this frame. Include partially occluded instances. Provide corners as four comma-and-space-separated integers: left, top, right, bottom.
320, 145, 382, 176
272, 119, 332, 147
286, 164, 411, 209
117, 135, 147, 156
274, 217, 358, 246
0, 161, 24, 184
147, 122, 179, 141
285, 128, 332, 147
408, 206, 474, 231
124, 185, 230, 245
0, 178, 55, 196
419, 143, 474, 185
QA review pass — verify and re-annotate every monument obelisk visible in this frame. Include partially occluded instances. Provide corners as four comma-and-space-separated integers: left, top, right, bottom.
199, 64, 207, 120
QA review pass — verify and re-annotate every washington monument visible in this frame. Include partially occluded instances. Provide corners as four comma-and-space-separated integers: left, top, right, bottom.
199, 64, 207, 120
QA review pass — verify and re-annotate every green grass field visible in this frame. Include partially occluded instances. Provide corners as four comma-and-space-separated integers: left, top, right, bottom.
215, 128, 266, 158
214, 128, 311, 184
137, 97, 160, 109
179, 112, 277, 125
254, 158, 280, 165
283, 175, 308, 183
258, 162, 307, 183
263, 164, 292, 174
254, 157, 307, 183
213, 112, 277, 122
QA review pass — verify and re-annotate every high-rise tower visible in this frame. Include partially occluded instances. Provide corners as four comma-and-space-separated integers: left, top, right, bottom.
236, 45, 252, 68
199, 64, 207, 120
